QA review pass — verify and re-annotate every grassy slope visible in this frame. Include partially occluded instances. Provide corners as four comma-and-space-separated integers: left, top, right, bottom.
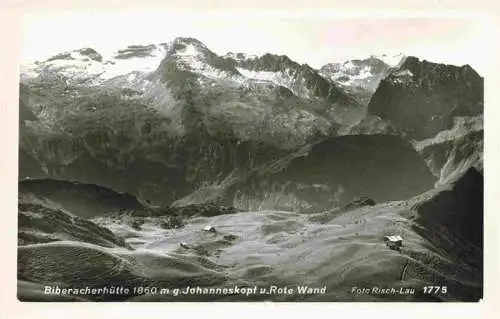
18, 169, 482, 302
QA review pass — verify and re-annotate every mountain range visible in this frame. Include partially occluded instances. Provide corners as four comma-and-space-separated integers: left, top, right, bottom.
18, 37, 483, 302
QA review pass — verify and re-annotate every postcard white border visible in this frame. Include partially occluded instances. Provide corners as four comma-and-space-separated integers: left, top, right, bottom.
1, 1, 498, 318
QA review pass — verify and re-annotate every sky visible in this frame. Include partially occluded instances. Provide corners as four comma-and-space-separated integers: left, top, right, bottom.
20, 11, 489, 74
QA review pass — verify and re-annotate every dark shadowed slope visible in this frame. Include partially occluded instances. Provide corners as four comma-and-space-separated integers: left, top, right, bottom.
411, 167, 483, 260
19, 95, 38, 125
366, 57, 483, 140
404, 167, 483, 301
18, 200, 131, 249
232, 134, 436, 212
19, 179, 144, 219
19, 150, 47, 180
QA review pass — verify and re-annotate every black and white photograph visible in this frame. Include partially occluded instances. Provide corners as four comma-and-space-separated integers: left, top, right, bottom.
9, 2, 492, 307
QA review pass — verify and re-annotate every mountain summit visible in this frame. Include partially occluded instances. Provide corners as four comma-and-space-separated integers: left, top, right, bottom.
18, 36, 484, 302
319, 54, 406, 105
19, 38, 483, 208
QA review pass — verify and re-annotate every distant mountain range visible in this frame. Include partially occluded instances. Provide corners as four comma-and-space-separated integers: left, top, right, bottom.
19, 37, 483, 210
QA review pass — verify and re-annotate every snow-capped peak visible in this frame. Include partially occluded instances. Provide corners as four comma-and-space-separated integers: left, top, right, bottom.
172, 37, 208, 48
371, 53, 406, 68
20, 43, 169, 84
319, 56, 392, 93
163, 38, 240, 80
224, 52, 259, 61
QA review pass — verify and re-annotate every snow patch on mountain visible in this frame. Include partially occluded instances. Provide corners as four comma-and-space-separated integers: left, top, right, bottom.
352, 66, 373, 80
319, 56, 400, 95
20, 38, 402, 109
166, 42, 313, 98
234, 67, 309, 96
389, 69, 415, 85
236, 68, 283, 82
224, 52, 259, 61
176, 44, 200, 57
373, 53, 406, 68
327, 65, 374, 86
20, 45, 168, 85
102, 48, 166, 78
172, 43, 236, 80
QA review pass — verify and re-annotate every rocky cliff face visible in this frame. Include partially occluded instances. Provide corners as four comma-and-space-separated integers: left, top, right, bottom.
414, 115, 483, 186
19, 38, 365, 207
366, 57, 483, 140
18, 42, 482, 211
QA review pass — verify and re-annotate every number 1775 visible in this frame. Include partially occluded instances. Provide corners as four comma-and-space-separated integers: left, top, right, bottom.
423, 286, 447, 294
